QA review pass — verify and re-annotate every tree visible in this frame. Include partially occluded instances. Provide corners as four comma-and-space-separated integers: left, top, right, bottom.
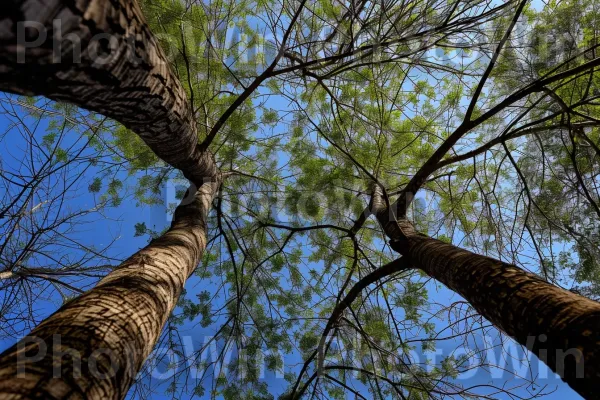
0, 0, 219, 397
1, 0, 600, 399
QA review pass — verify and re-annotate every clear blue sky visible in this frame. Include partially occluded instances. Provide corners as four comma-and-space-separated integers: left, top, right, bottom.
0, 0, 587, 393
0, 93, 583, 399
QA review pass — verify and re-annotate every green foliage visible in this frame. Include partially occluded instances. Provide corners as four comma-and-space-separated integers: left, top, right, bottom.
88, 177, 102, 193
93, 0, 600, 398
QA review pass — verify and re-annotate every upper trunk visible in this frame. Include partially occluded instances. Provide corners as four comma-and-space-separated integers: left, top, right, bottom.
0, 0, 215, 185
0, 181, 219, 399
384, 217, 600, 398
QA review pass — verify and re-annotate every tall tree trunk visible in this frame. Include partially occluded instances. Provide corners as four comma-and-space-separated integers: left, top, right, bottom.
0, 0, 221, 397
0, 180, 219, 398
0, 0, 215, 185
382, 214, 600, 398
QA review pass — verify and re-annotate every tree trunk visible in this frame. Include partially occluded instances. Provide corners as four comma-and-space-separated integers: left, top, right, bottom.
0, 180, 219, 399
386, 217, 600, 399
0, 0, 223, 397
0, 0, 215, 185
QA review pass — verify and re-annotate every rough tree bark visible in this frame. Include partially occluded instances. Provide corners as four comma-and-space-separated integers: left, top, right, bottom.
0, 181, 219, 398
371, 188, 600, 399
0, 0, 220, 398
0, 0, 215, 185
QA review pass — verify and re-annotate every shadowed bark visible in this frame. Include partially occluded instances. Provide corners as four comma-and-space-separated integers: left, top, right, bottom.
0, 0, 216, 185
379, 212, 600, 398
0, 180, 219, 399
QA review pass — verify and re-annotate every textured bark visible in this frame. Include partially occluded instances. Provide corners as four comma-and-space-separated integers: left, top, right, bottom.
385, 218, 600, 399
0, 1, 224, 397
0, 181, 219, 399
0, 0, 216, 185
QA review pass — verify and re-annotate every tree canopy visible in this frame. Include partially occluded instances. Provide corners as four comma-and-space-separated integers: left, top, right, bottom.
2, 0, 600, 398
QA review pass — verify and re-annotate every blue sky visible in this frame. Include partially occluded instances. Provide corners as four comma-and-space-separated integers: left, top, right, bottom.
0, 0, 589, 396
0, 93, 583, 399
